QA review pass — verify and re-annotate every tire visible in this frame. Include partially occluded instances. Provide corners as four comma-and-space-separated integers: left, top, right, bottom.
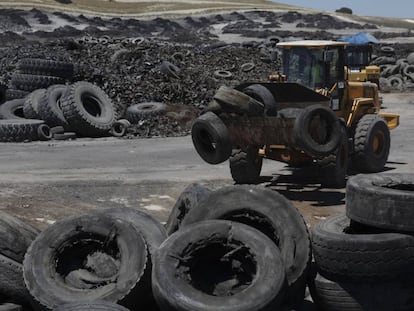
380, 46, 395, 55
54, 302, 130, 311
159, 61, 180, 79
60, 82, 115, 137
17, 58, 74, 80
5, 89, 29, 101
0, 255, 32, 307
37, 124, 52, 141
38, 84, 69, 127
240, 62, 255, 72
311, 214, 414, 280
10, 74, 65, 92
165, 183, 211, 235
23, 89, 46, 119
346, 173, 414, 232
242, 84, 277, 116
353, 114, 390, 173
0, 99, 25, 120
213, 69, 232, 79
109, 121, 127, 137
309, 272, 414, 311
293, 104, 341, 157
50, 126, 65, 135
229, 146, 263, 184
152, 220, 286, 311
125, 102, 166, 123
213, 85, 264, 116
0, 120, 45, 142
0, 211, 39, 263
53, 132, 77, 140
319, 125, 348, 188
388, 76, 404, 91
23, 214, 148, 310
181, 185, 311, 309
191, 112, 232, 164
0, 303, 23, 311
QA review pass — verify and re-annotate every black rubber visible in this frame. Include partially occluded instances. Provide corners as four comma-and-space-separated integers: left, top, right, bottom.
125, 102, 166, 123
54, 302, 131, 311
38, 84, 69, 127
53, 132, 77, 140
10, 74, 65, 92
152, 220, 286, 311
181, 185, 311, 309
240, 62, 255, 72
312, 214, 414, 280
60, 82, 115, 137
50, 126, 65, 135
37, 124, 52, 141
353, 114, 390, 173
110, 121, 127, 137
229, 146, 263, 184
159, 61, 180, 79
165, 183, 211, 235
242, 84, 277, 116
0, 120, 45, 142
191, 112, 232, 164
0, 99, 26, 120
23, 214, 148, 310
346, 173, 414, 232
309, 271, 414, 311
293, 104, 341, 157
0, 211, 39, 263
23, 89, 45, 119
0, 303, 23, 311
17, 58, 74, 80
213, 70, 233, 79
5, 89, 29, 101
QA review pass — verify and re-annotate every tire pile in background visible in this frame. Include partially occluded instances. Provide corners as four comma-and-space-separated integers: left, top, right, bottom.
2, 173, 414, 310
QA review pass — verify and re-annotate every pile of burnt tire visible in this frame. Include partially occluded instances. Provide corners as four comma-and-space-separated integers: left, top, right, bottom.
373, 47, 414, 92
311, 173, 414, 310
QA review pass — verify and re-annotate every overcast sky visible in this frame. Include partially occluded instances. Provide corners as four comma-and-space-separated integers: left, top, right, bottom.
273, 1, 414, 18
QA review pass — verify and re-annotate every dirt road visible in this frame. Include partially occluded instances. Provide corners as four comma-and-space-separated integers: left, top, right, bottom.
0, 92, 411, 230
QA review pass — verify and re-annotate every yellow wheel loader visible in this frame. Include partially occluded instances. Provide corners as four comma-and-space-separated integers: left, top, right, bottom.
191, 40, 399, 187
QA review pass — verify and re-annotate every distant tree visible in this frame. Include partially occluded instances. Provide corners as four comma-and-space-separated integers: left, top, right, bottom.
55, 0, 72, 4
335, 7, 353, 14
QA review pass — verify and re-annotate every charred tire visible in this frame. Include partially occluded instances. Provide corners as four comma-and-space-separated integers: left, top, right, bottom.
213, 86, 264, 116
0, 120, 45, 142
0, 99, 25, 120
0, 255, 32, 307
54, 302, 131, 311
152, 220, 286, 311
319, 125, 348, 188
23, 89, 45, 119
38, 84, 69, 127
11, 74, 65, 92
229, 146, 263, 184
294, 104, 341, 157
353, 114, 390, 173
312, 214, 414, 280
191, 112, 232, 164
125, 102, 166, 123
213, 70, 232, 79
159, 61, 180, 79
346, 173, 414, 232
309, 272, 414, 311
0, 211, 39, 263
60, 82, 115, 137
23, 214, 148, 310
181, 185, 311, 309
17, 59, 74, 80
165, 183, 211, 235
242, 84, 277, 116
37, 124, 52, 141
5, 89, 29, 101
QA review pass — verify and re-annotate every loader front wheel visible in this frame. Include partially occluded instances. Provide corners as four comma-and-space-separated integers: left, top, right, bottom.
229, 146, 262, 184
353, 114, 390, 173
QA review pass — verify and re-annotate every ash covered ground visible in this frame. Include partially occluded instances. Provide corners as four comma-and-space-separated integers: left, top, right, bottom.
0, 8, 413, 138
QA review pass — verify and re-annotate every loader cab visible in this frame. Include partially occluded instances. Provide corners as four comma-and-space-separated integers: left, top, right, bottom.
345, 44, 373, 69
277, 40, 346, 91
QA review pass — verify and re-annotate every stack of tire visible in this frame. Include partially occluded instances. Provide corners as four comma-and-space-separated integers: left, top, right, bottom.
373, 47, 414, 92
310, 173, 414, 311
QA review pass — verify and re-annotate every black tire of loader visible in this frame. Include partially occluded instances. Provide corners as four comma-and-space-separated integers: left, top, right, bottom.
311, 214, 414, 280
229, 146, 263, 184
293, 104, 341, 157
54, 302, 131, 311
23, 214, 148, 310
191, 112, 232, 164
346, 173, 414, 232
242, 84, 278, 116
165, 183, 211, 235
352, 114, 390, 173
181, 185, 311, 310
152, 220, 286, 311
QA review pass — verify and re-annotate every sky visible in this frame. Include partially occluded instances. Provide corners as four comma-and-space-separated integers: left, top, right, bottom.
272, 1, 414, 19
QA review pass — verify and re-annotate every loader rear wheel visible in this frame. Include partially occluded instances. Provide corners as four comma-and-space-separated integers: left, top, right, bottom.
229, 146, 262, 184
353, 114, 390, 173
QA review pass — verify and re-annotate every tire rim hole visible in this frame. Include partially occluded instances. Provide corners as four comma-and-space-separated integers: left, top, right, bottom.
82, 95, 102, 117
309, 114, 331, 144
373, 131, 385, 155
198, 129, 217, 153
14, 107, 24, 118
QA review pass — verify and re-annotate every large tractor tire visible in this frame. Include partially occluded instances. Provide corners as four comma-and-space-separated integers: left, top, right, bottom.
17, 59, 74, 80
353, 114, 390, 173
229, 146, 263, 184
242, 84, 278, 116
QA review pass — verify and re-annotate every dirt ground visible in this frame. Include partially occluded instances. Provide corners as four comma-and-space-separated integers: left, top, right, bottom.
0, 92, 411, 231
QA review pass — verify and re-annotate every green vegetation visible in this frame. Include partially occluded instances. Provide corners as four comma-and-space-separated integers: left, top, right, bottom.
335, 7, 353, 14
